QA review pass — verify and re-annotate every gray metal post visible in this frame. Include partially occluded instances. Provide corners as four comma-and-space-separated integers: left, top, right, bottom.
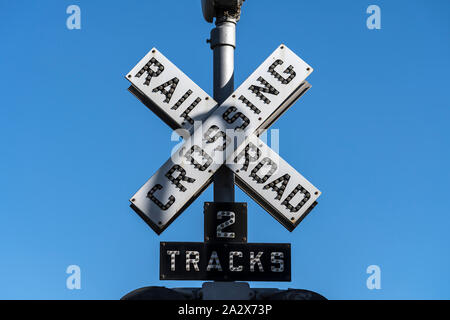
210, 15, 236, 202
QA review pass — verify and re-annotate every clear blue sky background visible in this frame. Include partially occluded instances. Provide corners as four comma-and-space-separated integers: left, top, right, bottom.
0, 0, 449, 300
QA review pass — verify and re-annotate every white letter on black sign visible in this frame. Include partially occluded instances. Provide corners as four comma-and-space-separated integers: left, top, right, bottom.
229, 251, 243, 272
167, 251, 180, 271
271, 252, 284, 272
250, 252, 264, 272
186, 251, 200, 272
206, 251, 223, 271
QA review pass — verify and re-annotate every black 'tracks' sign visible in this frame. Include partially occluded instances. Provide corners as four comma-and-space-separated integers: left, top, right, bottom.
160, 242, 291, 282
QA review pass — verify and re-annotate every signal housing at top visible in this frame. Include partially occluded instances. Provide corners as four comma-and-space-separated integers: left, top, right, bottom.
201, 0, 245, 22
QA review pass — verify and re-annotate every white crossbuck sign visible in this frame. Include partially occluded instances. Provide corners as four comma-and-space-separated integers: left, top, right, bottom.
126, 45, 321, 234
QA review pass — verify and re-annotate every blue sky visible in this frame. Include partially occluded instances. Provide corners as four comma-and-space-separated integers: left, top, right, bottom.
0, 0, 449, 299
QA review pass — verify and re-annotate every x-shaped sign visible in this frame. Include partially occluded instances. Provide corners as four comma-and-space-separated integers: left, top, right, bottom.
126, 45, 321, 235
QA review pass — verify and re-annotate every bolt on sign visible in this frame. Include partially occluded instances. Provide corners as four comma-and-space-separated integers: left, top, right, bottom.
126, 45, 321, 235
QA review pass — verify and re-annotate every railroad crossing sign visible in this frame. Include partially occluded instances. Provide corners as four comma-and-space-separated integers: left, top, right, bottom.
126, 45, 321, 235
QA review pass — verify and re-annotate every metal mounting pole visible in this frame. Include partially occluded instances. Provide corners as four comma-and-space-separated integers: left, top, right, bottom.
210, 15, 236, 202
